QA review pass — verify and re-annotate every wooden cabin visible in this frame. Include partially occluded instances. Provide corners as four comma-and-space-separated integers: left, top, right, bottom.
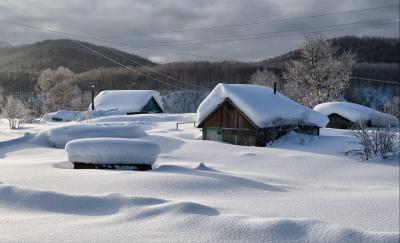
326, 113, 354, 129
314, 102, 399, 129
197, 84, 328, 146
92, 90, 163, 114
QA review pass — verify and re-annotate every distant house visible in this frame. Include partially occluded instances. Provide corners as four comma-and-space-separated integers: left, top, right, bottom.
314, 102, 399, 129
197, 83, 328, 146
92, 90, 163, 114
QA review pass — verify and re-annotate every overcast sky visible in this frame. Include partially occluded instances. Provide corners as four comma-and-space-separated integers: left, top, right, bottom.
0, 0, 399, 63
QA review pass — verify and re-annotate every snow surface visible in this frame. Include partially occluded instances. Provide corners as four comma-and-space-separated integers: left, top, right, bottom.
314, 102, 399, 127
41, 109, 127, 122
66, 138, 161, 165
0, 113, 398, 242
33, 123, 147, 148
197, 83, 329, 128
92, 90, 163, 113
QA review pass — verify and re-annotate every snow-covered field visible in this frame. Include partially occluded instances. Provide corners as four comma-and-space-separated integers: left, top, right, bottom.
0, 114, 398, 243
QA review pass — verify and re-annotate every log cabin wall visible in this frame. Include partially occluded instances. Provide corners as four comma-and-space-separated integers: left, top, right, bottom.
201, 99, 259, 146
327, 113, 354, 129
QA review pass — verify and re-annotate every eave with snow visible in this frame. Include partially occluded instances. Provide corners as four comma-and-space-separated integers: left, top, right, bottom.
91, 90, 164, 115
197, 83, 329, 146
314, 102, 399, 129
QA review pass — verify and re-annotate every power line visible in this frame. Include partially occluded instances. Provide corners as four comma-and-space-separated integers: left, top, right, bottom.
71, 40, 191, 90
103, 46, 208, 89
0, 2, 206, 91
134, 19, 399, 48
1, 5, 398, 86
95, 4, 399, 38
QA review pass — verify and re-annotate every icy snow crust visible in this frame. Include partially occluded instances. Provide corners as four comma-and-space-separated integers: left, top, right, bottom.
34, 123, 147, 148
197, 83, 329, 128
314, 102, 399, 127
65, 138, 160, 165
92, 90, 163, 113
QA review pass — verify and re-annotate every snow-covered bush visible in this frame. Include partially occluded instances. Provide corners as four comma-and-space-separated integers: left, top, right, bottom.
0, 96, 30, 129
65, 138, 161, 166
352, 122, 399, 160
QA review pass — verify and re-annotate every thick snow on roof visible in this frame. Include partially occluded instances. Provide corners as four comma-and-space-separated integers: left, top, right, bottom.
92, 90, 163, 113
197, 83, 328, 128
65, 138, 161, 165
314, 102, 399, 127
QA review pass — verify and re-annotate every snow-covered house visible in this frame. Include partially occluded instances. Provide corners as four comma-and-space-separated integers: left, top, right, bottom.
92, 90, 163, 115
197, 83, 328, 146
314, 102, 399, 129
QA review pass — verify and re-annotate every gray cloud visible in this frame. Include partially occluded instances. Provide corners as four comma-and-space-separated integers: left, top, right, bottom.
0, 0, 398, 63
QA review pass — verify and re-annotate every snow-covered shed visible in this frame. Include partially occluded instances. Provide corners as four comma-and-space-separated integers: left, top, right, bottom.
197, 83, 328, 146
92, 90, 163, 114
314, 102, 399, 129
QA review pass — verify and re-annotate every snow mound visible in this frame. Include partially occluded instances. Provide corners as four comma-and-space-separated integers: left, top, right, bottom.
92, 113, 196, 123
65, 138, 161, 165
197, 83, 328, 128
41, 109, 126, 122
92, 90, 163, 113
33, 123, 147, 148
41, 110, 83, 122
314, 102, 399, 127
0, 183, 166, 215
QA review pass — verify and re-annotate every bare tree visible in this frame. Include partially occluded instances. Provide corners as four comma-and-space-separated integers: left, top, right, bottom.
283, 33, 356, 107
37, 67, 82, 111
1, 96, 30, 129
249, 69, 283, 91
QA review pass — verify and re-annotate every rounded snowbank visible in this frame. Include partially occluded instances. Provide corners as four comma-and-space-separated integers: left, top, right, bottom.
314, 102, 399, 127
65, 138, 161, 165
33, 123, 147, 148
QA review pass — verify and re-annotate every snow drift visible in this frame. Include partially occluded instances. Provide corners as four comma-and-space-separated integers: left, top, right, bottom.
33, 123, 147, 148
41, 109, 126, 122
0, 183, 397, 243
197, 83, 329, 128
65, 138, 161, 165
314, 102, 399, 127
92, 90, 163, 113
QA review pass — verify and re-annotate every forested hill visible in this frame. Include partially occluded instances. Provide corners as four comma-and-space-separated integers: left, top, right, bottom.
262, 36, 400, 66
0, 39, 153, 73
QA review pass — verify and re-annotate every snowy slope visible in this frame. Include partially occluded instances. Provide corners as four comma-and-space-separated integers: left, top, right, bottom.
92, 90, 163, 113
197, 83, 329, 128
314, 102, 399, 127
0, 114, 398, 242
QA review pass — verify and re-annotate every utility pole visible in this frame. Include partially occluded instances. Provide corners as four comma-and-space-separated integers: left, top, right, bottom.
273, 81, 277, 94
91, 85, 95, 110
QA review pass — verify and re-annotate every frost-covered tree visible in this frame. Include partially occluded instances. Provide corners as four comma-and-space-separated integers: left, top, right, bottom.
1, 96, 29, 129
37, 67, 82, 111
283, 34, 356, 107
384, 96, 400, 118
249, 69, 283, 91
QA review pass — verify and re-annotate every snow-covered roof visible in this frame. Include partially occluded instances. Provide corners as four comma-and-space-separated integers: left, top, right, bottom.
92, 90, 163, 113
197, 83, 329, 128
314, 102, 399, 127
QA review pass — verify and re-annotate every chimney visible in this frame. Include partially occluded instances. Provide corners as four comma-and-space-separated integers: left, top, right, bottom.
91, 85, 95, 110
273, 81, 277, 94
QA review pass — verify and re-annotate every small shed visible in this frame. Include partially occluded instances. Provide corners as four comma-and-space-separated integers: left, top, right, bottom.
314, 102, 399, 129
197, 83, 328, 146
92, 90, 163, 114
